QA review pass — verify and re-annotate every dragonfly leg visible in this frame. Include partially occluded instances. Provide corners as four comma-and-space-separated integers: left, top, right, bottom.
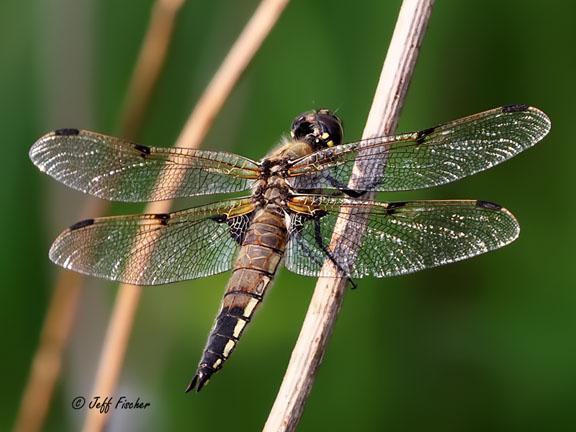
324, 174, 367, 197
325, 173, 382, 199
312, 217, 357, 289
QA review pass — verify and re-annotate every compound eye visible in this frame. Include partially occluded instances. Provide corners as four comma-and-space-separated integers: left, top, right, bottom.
290, 110, 344, 149
316, 112, 343, 147
291, 120, 313, 140
291, 112, 315, 140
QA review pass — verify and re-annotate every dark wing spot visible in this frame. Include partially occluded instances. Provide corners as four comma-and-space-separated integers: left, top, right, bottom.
313, 209, 328, 219
210, 214, 227, 223
386, 201, 407, 215
134, 144, 151, 157
502, 104, 529, 113
55, 128, 80, 136
154, 213, 170, 225
341, 189, 367, 198
415, 127, 435, 144
69, 218, 94, 230
476, 200, 502, 211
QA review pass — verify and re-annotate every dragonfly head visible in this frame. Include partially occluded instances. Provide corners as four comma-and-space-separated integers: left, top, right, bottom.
290, 109, 343, 151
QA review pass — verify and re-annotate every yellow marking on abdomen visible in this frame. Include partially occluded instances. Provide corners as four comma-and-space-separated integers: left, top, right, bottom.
243, 297, 259, 318
223, 340, 236, 358
233, 319, 247, 338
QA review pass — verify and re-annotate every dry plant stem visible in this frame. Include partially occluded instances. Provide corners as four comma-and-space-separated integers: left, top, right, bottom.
176, 0, 289, 149
13, 271, 83, 432
263, 1, 435, 431
13, 2, 185, 432
82, 1, 289, 431
120, 0, 187, 138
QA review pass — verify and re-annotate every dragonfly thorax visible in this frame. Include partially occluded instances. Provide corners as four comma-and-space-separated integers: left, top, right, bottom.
252, 173, 291, 207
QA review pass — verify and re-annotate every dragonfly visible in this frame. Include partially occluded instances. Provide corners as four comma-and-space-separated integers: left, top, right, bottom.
30, 104, 550, 392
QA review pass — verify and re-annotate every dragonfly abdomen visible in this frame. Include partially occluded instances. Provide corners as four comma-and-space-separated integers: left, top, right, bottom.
187, 206, 287, 392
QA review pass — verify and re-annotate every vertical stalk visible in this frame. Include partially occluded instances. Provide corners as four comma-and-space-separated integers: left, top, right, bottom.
263, 1, 435, 430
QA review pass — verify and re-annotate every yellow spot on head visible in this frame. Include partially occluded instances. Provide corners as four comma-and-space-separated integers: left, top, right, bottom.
233, 319, 247, 338
327, 140, 334, 147
223, 340, 235, 358
243, 298, 259, 318
321, 132, 330, 140
213, 358, 222, 369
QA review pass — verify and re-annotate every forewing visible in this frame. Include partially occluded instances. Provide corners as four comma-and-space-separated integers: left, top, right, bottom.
287, 105, 550, 192
285, 196, 519, 278
30, 129, 260, 201
49, 198, 255, 285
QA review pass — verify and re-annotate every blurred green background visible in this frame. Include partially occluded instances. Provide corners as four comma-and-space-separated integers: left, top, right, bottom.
2, 0, 575, 431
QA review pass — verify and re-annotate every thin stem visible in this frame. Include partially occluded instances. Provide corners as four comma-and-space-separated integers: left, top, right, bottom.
263, 1, 435, 431
82, 1, 289, 431
13, 1, 184, 431
119, 0, 187, 139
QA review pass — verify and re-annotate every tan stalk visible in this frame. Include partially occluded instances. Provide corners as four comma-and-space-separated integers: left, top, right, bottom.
14, 1, 185, 431
263, 1, 435, 430
82, 0, 290, 431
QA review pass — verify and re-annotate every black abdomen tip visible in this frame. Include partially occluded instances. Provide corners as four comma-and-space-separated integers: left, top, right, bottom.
69, 218, 94, 230
502, 104, 529, 113
185, 375, 199, 393
55, 128, 80, 136
185, 369, 213, 393
476, 200, 502, 211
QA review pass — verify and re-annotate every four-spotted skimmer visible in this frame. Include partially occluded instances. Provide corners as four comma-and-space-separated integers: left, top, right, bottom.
29, 104, 550, 391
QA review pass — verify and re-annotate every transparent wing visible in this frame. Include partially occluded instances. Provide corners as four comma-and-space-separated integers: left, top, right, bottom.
30, 129, 260, 202
285, 196, 519, 278
287, 105, 550, 192
50, 198, 255, 285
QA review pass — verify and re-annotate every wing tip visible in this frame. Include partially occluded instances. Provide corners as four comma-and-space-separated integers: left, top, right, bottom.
501, 104, 552, 139
29, 128, 81, 171
476, 199, 520, 243
29, 133, 52, 169
530, 106, 552, 138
